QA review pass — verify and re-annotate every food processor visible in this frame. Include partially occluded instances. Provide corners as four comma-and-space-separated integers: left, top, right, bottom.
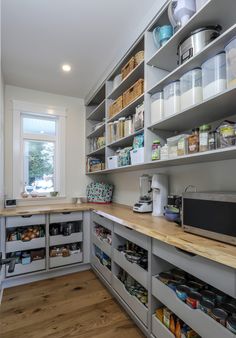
133, 175, 153, 213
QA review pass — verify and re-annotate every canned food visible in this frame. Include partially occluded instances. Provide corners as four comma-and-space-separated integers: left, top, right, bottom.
211, 308, 228, 326
171, 268, 187, 279
220, 303, 236, 314
176, 285, 191, 302
201, 290, 216, 304
158, 272, 174, 284
226, 316, 236, 333
199, 299, 214, 315
186, 291, 202, 309
187, 281, 203, 292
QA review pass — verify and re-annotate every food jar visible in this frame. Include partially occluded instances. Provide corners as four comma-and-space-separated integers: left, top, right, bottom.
199, 299, 214, 315
107, 122, 113, 144
177, 135, 189, 156
167, 134, 188, 158
151, 92, 164, 124
202, 52, 227, 99
160, 144, 169, 160
124, 116, 133, 137
186, 291, 202, 309
225, 37, 236, 89
180, 68, 203, 110
209, 131, 216, 150
152, 140, 161, 161
176, 285, 191, 302
218, 121, 235, 148
118, 117, 125, 139
211, 308, 228, 326
188, 129, 199, 154
227, 316, 236, 333
199, 124, 211, 152
113, 121, 119, 142
163, 81, 181, 118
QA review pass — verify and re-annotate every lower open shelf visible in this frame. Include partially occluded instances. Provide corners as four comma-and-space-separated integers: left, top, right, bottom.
91, 254, 112, 284
6, 259, 46, 277
152, 314, 175, 338
49, 252, 83, 268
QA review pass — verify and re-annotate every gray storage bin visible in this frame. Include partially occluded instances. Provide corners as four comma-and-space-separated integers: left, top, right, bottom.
50, 232, 83, 246
6, 237, 46, 253
152, 314, 175, 338
113, 248, 148, 288
112, 275, 148, 326
92, 212, 113, 231
114, 223, 149, 251
152, 276, 235, 338
6, 259, 46, 277
6, 214, 46, 228
92, 233, 112, 257
50, 211, 83, 223
152, 238, 236, 297
49, 252, 83, 268
91, 255, 112, 284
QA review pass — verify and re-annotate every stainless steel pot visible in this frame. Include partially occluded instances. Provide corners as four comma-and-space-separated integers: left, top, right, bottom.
178, 26, 221, 64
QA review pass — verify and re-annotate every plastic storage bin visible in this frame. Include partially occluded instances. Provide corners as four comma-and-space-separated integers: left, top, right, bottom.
151, 92, 164, 125
130, 147, 145, 165
180, 68, 203, 110
107, 155, 118, 169
202, 52, 226, 100
167, 134, 189, 158
225, 37, 236, 89
163, 81, 180, 118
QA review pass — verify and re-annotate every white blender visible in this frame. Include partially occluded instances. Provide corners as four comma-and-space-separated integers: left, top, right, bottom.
168, 0, 196, 31
133, 175, 153, 213
151, 174, 168, 217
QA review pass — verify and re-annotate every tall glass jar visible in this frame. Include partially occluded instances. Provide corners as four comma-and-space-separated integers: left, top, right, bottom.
199, 124, 211, 152
188, 129, 199, 154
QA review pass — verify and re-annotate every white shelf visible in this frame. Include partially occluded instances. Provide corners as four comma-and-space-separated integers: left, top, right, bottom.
92, 233, 112, 257
149, 87, 236, 132
49, 232, 83, 246
49, 252, 83, 268
86, 146, 106, 157
87, 99, 106, 121
107, 94, 144, 123
86, 123, 105, 139
107, 61, 144, 100
107, 129, 144, 148
6, 237, 46, 253
91, 255, 112, 284
147, 0, 236, 71
148, 24, 236, 95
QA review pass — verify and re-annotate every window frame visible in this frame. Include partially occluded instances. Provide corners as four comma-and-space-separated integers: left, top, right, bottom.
12, 100, 66, 199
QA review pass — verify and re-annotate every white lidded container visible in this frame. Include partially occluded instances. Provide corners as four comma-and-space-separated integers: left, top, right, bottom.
107, 155, 118, 169
180, 68, 203, 110
202, 52, 226, 100
163, 81, 181, 118
150, 92, 164, 125
225, 36, 236, 89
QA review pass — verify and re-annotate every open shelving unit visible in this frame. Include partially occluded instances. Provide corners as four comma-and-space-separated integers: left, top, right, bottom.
85, 0, 236, 175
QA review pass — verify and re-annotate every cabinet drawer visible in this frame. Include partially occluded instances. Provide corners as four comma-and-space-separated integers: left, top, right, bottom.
152, 239, 236, 298
92, 233, 112, 257
114, 223, 149, 251
113, 249, 148, 289
6, 237, 46, 253
50, 212, 83, 223
50, 232, 83, 246
6, 214, 46, 228
152, 314, 175, 338
49, 252, 83, 268
6, 259, 46, 277
112, 275, 148, 326
152, 276, 235, 338
92, 212, 113, 231
91, 255, 112, 284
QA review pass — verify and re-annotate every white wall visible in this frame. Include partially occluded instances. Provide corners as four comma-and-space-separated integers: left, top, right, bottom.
4, 85, 89, 203
0, 75, 4, 208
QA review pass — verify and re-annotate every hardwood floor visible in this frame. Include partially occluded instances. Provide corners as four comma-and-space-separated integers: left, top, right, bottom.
0, 270, 145, 338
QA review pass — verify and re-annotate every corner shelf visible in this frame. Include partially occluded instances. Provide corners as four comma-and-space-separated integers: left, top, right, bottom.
87, 99, 106, 121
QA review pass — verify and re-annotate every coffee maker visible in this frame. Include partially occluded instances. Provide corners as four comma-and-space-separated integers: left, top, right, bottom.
133, 175, 153, 213
151, 174, 168, 216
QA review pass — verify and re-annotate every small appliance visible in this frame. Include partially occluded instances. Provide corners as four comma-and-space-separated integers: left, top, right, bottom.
164, 195, 182, 224
153, 25, 173, 49
151, 174, 168, 217
182, 192, 236, 245
168, 0, 196, 31
133, 175, 153, 213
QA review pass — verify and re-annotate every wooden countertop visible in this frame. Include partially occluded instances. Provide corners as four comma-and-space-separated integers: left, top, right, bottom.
1, 203, 236, 269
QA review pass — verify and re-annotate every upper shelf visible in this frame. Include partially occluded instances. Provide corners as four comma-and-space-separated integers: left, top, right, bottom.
86, 146, 106, 157
107, 129, 144, 148
87, 123, 105, 139
107, 61, 144, 100
147, 0, 236, 71
87, 100, 106, 121
148, 24, 236, 95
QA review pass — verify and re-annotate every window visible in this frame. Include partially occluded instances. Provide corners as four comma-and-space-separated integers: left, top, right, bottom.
13, 101, 66, 198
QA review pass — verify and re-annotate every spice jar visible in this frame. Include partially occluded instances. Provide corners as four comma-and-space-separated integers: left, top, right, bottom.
218, 121, 235, 148
124, 116, 133, 137
188, 128, 199, 154
152, 140, 161, 161
199, 124, 211, 152
118, 117, 125, 139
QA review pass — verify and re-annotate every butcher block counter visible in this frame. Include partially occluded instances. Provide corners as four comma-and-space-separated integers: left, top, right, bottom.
1, 202, 236, 269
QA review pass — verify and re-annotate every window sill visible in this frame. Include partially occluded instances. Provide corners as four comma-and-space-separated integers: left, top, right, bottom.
16, 196, 66, 202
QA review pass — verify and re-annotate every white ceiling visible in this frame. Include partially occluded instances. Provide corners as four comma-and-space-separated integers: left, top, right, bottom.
2, 0, 159, 99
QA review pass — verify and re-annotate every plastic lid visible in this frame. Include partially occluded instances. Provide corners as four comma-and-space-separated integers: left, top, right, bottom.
153, 140, 160, 144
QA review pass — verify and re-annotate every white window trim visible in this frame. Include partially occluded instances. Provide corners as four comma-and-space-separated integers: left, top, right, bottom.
12, 100, 66, 199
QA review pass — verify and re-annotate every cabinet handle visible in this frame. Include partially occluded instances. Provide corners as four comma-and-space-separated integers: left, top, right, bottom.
62, 212, 71, 215
124, 226, 133, 231
175, 247, 196, 258
21, 215, 32, 218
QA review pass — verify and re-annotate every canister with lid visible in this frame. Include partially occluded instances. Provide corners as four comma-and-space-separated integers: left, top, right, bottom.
180, 68, 203, 110
113, 121, 119, 142
118, 117, 125, 139
151, 91, 164, 124
124, 116, 133, 137
163, 81, 181, 118
199, 124, 211, 152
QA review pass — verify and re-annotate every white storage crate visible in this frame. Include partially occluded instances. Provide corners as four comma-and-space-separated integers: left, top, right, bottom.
107, 155, 118, 169
130, 147, 144, 165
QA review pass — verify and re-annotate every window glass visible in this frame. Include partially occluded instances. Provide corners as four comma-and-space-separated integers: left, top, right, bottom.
23, 116, 56, 136
24, 140, 55, 193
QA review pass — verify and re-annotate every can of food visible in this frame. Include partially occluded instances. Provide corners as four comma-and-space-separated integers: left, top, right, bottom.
199, 299, 215, 315
226, 316, 236, 333
187, 281, 203, 292
211, 308, 228, 326
186, 291, 202, 309
201, 290, 216, 304
158, 272, 174, 284
209, 287, 227, 304
176, 285, 191, 302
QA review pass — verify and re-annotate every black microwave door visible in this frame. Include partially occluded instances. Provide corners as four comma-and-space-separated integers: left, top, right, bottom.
183, 198, 236, 237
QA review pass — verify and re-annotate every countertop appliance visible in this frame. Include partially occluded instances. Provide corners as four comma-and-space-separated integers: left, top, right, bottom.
168, 0, 196, 31
133, 175, 152, 213
151, 174, 168, 217
164, 195, 182, 224
178, 26, 221, 64
182, 192, 236, 245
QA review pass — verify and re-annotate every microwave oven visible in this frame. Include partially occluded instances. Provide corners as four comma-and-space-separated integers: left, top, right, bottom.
182, 192, 236, 245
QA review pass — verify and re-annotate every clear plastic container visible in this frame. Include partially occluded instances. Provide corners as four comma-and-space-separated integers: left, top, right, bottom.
163, 81, 181, 118
180, 68, 203, 110
124, 116, 133, 137
225, 37, 236, 89
118, 117, 125, 139
151, 92, 164, 125
167, 134, 189, 158
202, 52, 227, 100
107, 122, 113, 144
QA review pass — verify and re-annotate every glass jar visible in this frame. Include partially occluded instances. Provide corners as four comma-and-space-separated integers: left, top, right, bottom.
152, 140, 161, 161
118, 117, 125, 139
113, 121, 119, 142
199, 124, 211, 152
209, 131, 216, 150
218, 121, 235, 148
188, 129, 199, 154
108, 122, 113, 144
124, 116, 133, 137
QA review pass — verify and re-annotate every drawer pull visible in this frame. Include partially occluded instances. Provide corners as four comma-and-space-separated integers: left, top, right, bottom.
124, 226, 133, 231
175, 247, 196, 258
21, 215, 32, 218
62, 212, 71, 215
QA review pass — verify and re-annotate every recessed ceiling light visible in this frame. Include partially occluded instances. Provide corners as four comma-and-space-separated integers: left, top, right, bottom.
62, 64, 71, 72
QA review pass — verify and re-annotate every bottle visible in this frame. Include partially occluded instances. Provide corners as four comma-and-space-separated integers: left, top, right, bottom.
152, 140, 161, 161
169, 315, 176, 334
188, 128, 199, 154
175, 319, 182, 338
199, 124, 211, 152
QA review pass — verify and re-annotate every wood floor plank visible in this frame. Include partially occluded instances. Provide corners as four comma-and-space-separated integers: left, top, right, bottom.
0, 270, 145, 338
